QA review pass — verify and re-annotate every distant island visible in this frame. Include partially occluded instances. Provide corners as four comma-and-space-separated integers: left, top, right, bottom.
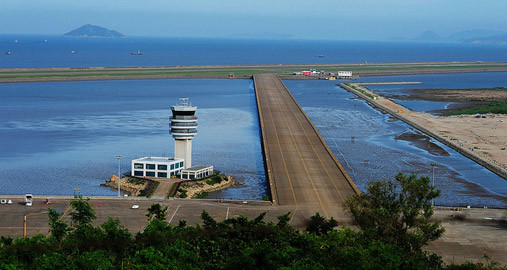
406, 29, 507, 45
462, 34, 507, 45
64, 24, 125, 38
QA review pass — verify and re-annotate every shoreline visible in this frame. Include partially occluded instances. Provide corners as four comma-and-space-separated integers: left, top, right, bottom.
340, 82, 507, 180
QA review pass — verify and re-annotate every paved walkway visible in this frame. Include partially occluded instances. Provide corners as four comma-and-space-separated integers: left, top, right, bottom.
149, 179, 180, 199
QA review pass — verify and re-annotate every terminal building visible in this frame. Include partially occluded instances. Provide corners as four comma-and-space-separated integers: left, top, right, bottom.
131, 157, 184, 178
180, 165, 214, 180
130, 98, 213, 179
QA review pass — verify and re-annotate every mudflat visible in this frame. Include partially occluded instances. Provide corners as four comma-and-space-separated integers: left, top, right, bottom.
342, 83, 507, 179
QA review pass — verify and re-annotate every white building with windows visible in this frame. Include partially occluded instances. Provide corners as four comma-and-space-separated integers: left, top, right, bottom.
130, 98, 213, 180
337, 71, 353, 78
131, 157, 184, 178
180, 165, 214, 180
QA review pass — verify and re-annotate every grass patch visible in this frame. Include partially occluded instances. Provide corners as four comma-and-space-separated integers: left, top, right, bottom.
178, 189, 187, 198
195, 191, 208, 199
127, 177, 146, 186
346, 83, 377, 99
174, 173, 229, 199
434, 87, 507, 92
145, 181, 159, 198
2, 63, 507, 82
138, 180, 157, 197
446, 101, 507, 115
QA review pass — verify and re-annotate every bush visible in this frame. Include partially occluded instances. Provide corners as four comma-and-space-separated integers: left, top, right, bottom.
195, 192, 208, 199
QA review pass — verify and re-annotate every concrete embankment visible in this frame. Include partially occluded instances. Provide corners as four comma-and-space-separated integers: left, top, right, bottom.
340, 83, 507, 180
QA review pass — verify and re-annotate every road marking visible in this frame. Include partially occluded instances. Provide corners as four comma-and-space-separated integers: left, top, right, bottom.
278, 78, 346, 202
168, 204, 181, 224
289, 206, 298, 225
256, 75, 298, 205
268, 75, 328, 218
226, 207, 230, 220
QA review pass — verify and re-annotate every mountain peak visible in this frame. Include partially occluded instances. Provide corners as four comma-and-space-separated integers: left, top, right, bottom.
64, 24, 125, 38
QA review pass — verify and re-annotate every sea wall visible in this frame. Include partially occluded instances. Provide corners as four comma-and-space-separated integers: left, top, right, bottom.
340, 83, 507, 180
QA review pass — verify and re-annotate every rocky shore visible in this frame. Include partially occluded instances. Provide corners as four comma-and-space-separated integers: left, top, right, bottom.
102, 175, 148, 196
176, 175, 235, 199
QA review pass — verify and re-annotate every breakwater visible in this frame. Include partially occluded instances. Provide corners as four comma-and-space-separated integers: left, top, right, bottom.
340, 83, 507, 180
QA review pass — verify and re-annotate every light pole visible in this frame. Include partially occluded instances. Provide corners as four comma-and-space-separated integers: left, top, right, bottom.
430, 162, 437, 207
116, 155, 122, 198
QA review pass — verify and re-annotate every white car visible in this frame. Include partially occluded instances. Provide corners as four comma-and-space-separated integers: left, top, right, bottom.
25, 194, 33, 207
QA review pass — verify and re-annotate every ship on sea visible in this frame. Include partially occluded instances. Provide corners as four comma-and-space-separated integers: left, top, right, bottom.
130, 50, 142, 55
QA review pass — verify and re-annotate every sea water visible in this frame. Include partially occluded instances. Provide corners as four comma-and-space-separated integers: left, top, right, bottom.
285, 79, 507, 208
2, 35, 507, 68
355, 72, 507, 114
0, 79, 266, 199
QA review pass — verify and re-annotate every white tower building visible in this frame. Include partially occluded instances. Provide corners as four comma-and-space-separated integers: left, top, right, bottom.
170, 98, 197, 169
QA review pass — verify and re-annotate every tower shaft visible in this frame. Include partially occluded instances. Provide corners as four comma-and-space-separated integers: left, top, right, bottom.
174, 139, 192, 168
170, 98, 197, 170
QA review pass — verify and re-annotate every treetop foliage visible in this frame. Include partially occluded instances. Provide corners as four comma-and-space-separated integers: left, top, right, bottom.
0, 175, 502, 269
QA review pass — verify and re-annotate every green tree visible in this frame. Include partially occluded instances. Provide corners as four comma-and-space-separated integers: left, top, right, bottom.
47, 208, 69, 243
305, 212, 338, 235
146, 203, 168, 221
343, 173, 444, 253
69, 198, 96, 227
101, 217, 132, 255
201, 210, 217, 229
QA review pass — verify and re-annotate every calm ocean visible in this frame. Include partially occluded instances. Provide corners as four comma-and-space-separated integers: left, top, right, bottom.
1, 35, 507, 68
0, 36, 505, 206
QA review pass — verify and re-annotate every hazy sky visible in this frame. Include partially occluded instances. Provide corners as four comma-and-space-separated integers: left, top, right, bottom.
1, 0, 506, 40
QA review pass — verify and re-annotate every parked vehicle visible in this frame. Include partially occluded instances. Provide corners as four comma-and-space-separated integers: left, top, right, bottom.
25, 194, 33, 207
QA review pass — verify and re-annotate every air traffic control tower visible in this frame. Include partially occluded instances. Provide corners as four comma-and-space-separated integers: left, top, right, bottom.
170, 98, 197, 169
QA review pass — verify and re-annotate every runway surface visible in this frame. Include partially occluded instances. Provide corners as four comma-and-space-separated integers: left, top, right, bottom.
254, 74, 359, 219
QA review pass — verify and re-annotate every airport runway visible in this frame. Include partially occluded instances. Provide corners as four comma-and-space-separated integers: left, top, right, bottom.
254, 74, 359, 219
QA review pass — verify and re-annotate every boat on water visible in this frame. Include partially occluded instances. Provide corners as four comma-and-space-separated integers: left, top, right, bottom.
6, 51, 12, 55
70, 50, 76, 54
130, 50, 142, 55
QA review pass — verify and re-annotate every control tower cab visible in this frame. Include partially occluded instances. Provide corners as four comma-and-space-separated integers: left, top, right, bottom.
170, 98, 197, 169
